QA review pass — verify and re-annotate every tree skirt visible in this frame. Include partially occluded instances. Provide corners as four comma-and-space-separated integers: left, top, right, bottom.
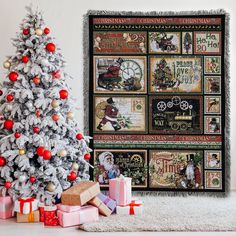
84, 10, 230, 194
80, 193, 236, 232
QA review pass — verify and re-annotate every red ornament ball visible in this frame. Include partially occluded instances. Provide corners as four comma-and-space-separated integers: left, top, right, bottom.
14, 132, 21, 139
0, 156, 6, 167
21, 56, 29, 64
44, 27, 50, 34
43, 150, 52, 160
33, 77, 41, 85
4, 181, 12, 189
4, 119, 14, 130
76, 133, 83, 140
8, 72, 18, 82
33, 127, 40, 133
52, 114, 60, 122
52, 70, 60, 79
59, 89, 68, 99
84, 153, 91, 161
36, 110, 41, 118
37, 146, 45, 156
29, 176, 36, 184
6, 94, 14, 102
67, 171, 77, 181
46, 43, 56, 52
0, 90, 3, 96
23, 28, 29, 35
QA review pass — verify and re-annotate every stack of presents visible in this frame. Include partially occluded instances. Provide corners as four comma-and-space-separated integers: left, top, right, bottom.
0, 176, 143, 227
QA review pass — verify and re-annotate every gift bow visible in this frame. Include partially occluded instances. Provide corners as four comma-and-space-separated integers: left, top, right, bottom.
18, 197, 35, 214
129, 200, 141, 215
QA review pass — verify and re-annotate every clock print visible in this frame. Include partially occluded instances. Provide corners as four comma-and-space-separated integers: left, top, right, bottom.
120, 60, 143, 80
94, 56, 146, 93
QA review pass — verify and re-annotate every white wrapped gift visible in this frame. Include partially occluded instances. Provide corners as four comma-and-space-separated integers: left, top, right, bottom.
14, 197, 39, 214
116, 200, 143, 215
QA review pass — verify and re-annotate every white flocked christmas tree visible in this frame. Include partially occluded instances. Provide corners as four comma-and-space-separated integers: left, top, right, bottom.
0, 6, 91, 205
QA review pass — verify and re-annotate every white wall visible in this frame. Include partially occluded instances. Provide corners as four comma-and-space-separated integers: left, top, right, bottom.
0, 0, 235, 190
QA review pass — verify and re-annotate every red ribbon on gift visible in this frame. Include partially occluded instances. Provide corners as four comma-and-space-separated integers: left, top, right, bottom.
129, 200, 141, 215
18, 198, 35, 214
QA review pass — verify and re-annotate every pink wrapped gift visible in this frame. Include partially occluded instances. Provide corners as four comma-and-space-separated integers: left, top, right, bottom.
109, 175, 132, 206
0, 196, 14, 219
116, 200, 143, 215
57, 205, 99, 227
57, 204, 81, 213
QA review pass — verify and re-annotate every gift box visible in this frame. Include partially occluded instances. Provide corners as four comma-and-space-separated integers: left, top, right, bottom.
44, 205, 59, 226
0, 196, 14, 219
57, 205, 99, 227
16, 210, 39, 223
97, 192, 116, 213
116, 200, 143, 215
14, 197, 39, 214
61, 181, 100, 206
57, 203, 81, 213
38, 202, 45, 222
88, 196, 112, 216
109, 175, 132, 206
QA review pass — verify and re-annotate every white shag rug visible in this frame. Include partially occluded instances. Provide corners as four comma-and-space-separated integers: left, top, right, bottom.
80, 192, 236, 232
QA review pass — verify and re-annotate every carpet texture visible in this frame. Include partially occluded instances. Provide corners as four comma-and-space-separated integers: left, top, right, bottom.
80, 193, 236, 232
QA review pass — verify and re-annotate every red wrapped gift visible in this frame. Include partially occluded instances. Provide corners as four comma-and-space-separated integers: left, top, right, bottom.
44, 205, 59, 226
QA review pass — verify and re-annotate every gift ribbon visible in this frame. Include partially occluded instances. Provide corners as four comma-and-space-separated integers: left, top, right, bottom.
28, 211, 35, 222
129, 201, 141, 215
18, 198, 35, 214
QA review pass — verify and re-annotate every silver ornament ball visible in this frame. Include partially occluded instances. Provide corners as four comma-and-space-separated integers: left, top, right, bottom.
18, 175, 26, 182
59, 149, 67, 157
72, 162, 79, 171
67, 111, 74, 120
51, 99, 59, 108
47, 182, 56, 192
35, 28, 43, 36
3, 61, 11, 69
5, 104, 13, 112
41, 58, 49, 66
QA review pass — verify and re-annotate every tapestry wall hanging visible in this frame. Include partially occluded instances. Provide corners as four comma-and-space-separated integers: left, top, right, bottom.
84, 10, 230, 194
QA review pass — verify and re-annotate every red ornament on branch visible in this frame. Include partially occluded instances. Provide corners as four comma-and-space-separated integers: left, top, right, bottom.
52, 114, 60, 122
21, 56, 29, 63
33, 127, 40, 133
67, 171, 77, 181
46, 43, 56, 52
6, 94, 14, 102
59, 89, 68, 99
23, 28, 29, 35
29, 176, 36, 184
36, 110, 41, 118
0, 156, 6, 167
76, 133, 83, 140
4, 119, 14, 130
8, 72, 18, 82
33, 76, 41, 85
0, 90, 3, 96
4, 182, 12, 189
37, 146, 45, 156
14, 132, 21, 139
44, 27, 50, 34
43, 150, 52, 160
84, 153, 91, 161
52, 70, 60, 79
